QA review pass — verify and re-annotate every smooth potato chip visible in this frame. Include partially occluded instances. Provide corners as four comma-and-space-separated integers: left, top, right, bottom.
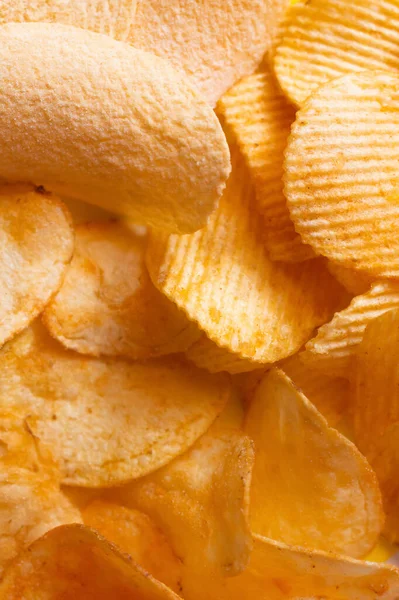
0, 185, 74, 348
83, 501, 182, 593
274, 0, 399, 107
43, 222, 200, 359
302, 281, 399, 377
0, 323, 230, 487
0, 23, 230, 234
129, 0, 287, 106
285, 70, 399, 277
147, 148, 347, 372
328, 262, 374, 296
244, 369, 383, 557
0, 524, 181, 600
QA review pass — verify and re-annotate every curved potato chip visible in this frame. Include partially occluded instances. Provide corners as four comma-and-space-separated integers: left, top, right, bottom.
233, 368, 269, 406
147, 147, 347, 372
0, 23, 230, 234
0, 524, 181, 600
244, 369, 383, 557
302, 281, 399, 377
274, 0, 399, 107
0, 323, 230, 487
0, 186, 74, 348
43, 222, 200, 359
129, 0, 287, 106
83, 501, 182, 593
285, 70, 399, 277
328, 262, 374, 296
218, 67, 314, 262
62, 197, 115, 225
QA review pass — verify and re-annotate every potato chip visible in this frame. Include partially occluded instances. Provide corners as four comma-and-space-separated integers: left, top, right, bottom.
218, 67, 314, 262
302, 281, 399, 377
129, 0, 287, 106
233, 368, 269, 406
274, 0, 399, 107
0, 23, 230, 234
0, 323, 230, 487
328, 262, 374, 296
244, 369, 383, 557
0, 185, 74, 348
147, 147, 347, 372
285, 70, 399, 277
43, 222, 200, 359
62, 197, 115, 225
83, 501, 182, 593
0, 524, 181, 600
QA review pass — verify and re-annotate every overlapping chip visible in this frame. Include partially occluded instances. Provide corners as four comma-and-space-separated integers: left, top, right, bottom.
0, 323, 230, 487
327, 262, 374, 296
285, 70, 399, 277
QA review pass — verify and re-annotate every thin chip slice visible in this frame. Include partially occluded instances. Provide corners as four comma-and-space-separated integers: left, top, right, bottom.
301, 281, 399, 377
328, 262, 374, 296
218, 67, 314, 262
0, 323, 230, 487
285, 70, 399, 277
147, 148, 347, 372
0, 185, 74, 348
43, 222, 200, 359
244, 369, 383, 557
0, 0, 136, 41
129, 0, 287, 106
274, 0, 399, 107
0, 525, 181, 600
83, 501, 182, 593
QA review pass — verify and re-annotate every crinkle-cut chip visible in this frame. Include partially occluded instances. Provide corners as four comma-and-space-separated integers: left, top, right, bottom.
0, 524, 181, 600
83, 501, 182, 593
0, 23, 230, 235
218, 68, 314, 262
129, 0, 287, 106
285, 70, 399, 277
0, 0, 136, 41
274, 0, 399, 107
147, 147, 347, 370
62, 197, 115, 225
281, 354, 350, 426
182, 534, 399, 600
43, 222, 200, 359
328, 262, 374, 296
0, 185, 74, 348
0, 323, 230, 487
301, 281, 399, 377
244, 369, 383, 558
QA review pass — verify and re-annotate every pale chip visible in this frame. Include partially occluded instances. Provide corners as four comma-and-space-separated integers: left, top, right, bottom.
327, 262, 374, 296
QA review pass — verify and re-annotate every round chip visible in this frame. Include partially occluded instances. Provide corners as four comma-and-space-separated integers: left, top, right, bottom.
285, 70, 399, 277
0, 185, 74, 348
0, 323, 230, 487
43, 222, 200, 359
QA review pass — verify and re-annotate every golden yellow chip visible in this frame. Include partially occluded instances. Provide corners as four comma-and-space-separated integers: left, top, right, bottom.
218, 67, 314, 262
83, 501, 182, 593
0, 524, 181, 600
274, 0, 399, 107
0, 23, 230, 234
43, 222, 200, 359
244, 369, 383, 557
147, 148, 347, 372
302, 281, 399, 377
327, 262, 374, 296
0, 185, 74, 348
285, 70, 399, 277
233, 368, 269, 406
129, 0, 287, 106
0, 323, 230, 487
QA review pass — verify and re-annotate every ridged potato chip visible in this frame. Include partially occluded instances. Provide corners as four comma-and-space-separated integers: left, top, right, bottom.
0, 23, 230, 234
0, 186, 74, 348
302, 281, 399, 377
285, 70, 399, 277
43, 222, 200, 359
0, 525, 181, 600
274, 0, 399, 107
244, 369, 382, 557
218, 67, 314, 262
147, 148, 347, 372
328, 262, 374, 296
83, 501, 182, 593
0, 323, 230, 487
129, 0, 287, 106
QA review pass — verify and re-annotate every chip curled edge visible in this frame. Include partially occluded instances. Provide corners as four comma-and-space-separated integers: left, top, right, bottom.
0, 322, 230, 487
327, 262, 374, 296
